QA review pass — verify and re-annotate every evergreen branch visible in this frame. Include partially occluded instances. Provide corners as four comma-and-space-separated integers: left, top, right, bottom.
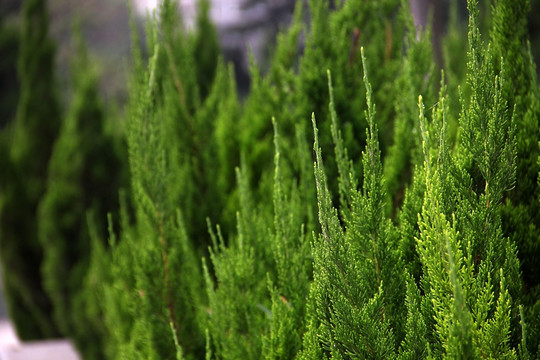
446, 215, 474, 358
272, 117, 284, 239
164, 42, 193, 127
128, 0, 144, 80
155, 207, 180, 349
311, 113, 357, 306
360, 47, 383, 285
518, 305, 530, 360
327, 69, 357, 212
162, 28, 206, 187
466, 0, 482, 77
170, 320, 185, 360
418, 95, 430, 176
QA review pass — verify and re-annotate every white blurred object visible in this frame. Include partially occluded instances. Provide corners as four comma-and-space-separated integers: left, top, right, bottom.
133, 0, 296, 92
134, 0, 243, 28
0, 321, 80, 360
134, 0, 158, 13
0, 321, 18, 348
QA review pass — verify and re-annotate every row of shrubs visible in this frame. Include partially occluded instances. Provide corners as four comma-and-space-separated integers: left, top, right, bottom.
0, 0, 539, 359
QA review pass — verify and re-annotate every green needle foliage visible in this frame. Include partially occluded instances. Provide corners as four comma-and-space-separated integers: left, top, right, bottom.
300, 51, 404, 359
37, 27, 125, 359
82, 1, 225, 358
204, 120, 313, 360
491, 0, 540, 349
1, 0, 539, 358
383, 0, 436, 212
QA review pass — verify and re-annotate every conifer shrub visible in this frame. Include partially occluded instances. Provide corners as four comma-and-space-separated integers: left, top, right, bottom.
80, 0, 539, 358
37, 26, 126, 359
1, 0, 539, 358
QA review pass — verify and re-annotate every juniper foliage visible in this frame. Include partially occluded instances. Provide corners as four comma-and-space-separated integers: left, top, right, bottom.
82, 0, 540, 357
2, 0, 539, 358
300, 51, 405, 359
491, 0, 540, 349
204, 120, 313, 360
83, 1, 226, 358
37, 27, 125, 359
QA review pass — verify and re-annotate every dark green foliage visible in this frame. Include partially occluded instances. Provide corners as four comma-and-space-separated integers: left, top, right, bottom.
0, 14, 19, 128
0, 0, 60, 340
119, 32, 205, 359
490, 1, 540, 350
37, 28, 125, 359
383, 0, 435, 212
149, 0, 231, 246
81, 1, 224, 358
300, 55, 405, 358
2, 0, 539, 358
205, 120, 313, 360
295, 0, 406, 187
192, 0, 219, 100
441, 0, 469, 137
236, 0, 304, 202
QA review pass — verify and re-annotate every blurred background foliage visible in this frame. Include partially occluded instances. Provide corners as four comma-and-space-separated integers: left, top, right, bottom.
1, 0, 540, 117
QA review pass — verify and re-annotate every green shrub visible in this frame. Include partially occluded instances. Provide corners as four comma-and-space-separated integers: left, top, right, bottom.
86, 0, 537, 358
37, 26, 126, 359
1, 0, 538, 358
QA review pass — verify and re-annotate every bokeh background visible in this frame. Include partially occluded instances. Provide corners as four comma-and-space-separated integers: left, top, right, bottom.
2, 0, 540, 126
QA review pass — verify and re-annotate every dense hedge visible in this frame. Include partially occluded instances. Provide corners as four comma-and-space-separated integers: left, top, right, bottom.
0, 0, 539, 359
